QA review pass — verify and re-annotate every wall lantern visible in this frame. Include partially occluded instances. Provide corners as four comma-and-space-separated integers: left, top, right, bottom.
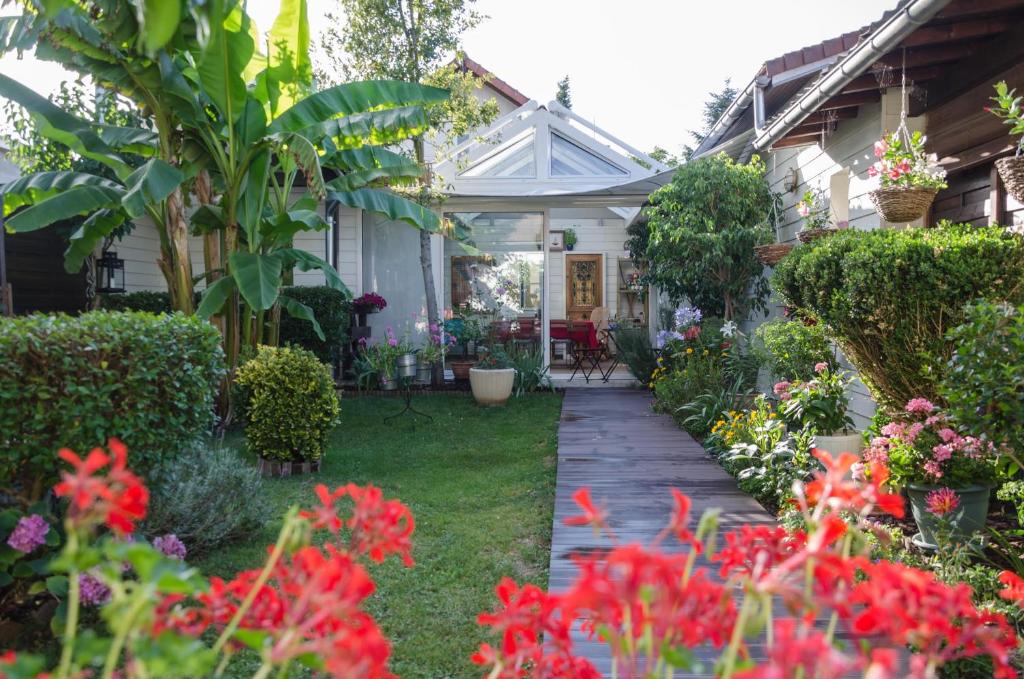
784, 167, 800, 193
96, 250, 125, 293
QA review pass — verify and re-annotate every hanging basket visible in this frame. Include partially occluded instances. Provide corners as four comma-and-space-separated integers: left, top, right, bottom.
869, 186, 938, 224
754, 243, 794, 266
995, 156, 1024, 204
797, 228, 837, 244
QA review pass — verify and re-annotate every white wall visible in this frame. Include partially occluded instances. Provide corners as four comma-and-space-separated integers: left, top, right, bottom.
548, 208, 629, 320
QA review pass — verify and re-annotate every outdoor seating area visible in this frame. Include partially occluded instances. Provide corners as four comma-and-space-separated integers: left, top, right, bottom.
3, 0, 1024, 678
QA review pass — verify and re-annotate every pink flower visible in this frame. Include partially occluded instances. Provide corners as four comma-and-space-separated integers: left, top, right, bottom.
880, 422, 905, 438
814, 362, 828, 373
773, 381, 791, 397
932, 444, 952, 462
938, 428, 958, 444
925, 488, 959, 517
906, 422, 925, 442
923, 460, 943, 479
873, 139, 888, 158
851, 462, 867, 483
797, 202, 811, 217
6, 514, 49, 554
905, 398, 935, 414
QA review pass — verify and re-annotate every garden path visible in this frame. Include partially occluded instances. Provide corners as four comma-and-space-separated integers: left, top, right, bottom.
549, 388, 776, 676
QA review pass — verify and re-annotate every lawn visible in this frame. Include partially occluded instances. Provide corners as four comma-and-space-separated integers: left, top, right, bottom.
197, 392, 563, 678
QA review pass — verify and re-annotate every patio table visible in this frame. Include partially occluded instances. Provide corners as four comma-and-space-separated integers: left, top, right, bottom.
549, 320, 598, 350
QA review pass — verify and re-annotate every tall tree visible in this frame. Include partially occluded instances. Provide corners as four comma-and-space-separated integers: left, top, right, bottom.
331, 0, 499, 383
555, 75, 572, 109
683, 79, 738, 158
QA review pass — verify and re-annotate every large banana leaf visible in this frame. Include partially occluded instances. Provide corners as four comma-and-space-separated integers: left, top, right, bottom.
5, 185, 125, 233
305, 106, 433, 151
268, 80, 448, 134
121, 158, 185, 218
278, 293, 323, 340
229, 250, 283, 311
324, 148, 423, 192
96, 124, 159, 155
328, 188, 440, 233
238, 148, 271, 246
323, 146, 420, 173
0, 15, 39, 54
132, 0, 182, 53
261, 209, 328, 248
197, 8, 255, 125
196, 275, 237, 319
64, 209, 127, 272
0, 73, 131, 179
252, 0, 311, 117
2, 172, 121, 214
272, 132, 324, 197
277, 247, 349, 296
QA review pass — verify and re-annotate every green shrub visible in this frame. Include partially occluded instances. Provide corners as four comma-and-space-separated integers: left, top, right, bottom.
278, 285, 351, 364
508, 346, 551, 395
773, 223, 1024, 412
0, 311, 225, 500
99, 290, 173, 313
235, 345, 340, 462
755, 318, 834, 381
612, 324, 657, 384
143, 445, 267, 557
941, 301, 1024, 450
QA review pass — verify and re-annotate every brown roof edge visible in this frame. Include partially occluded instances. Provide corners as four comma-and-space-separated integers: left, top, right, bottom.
455, 54, 530, 107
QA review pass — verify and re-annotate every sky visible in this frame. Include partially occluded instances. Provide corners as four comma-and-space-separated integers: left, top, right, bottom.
1, 0, 898, 155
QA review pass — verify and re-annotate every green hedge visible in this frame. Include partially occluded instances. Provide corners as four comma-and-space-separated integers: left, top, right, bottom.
773, 224, 1024, 411
99, 291, 173, 314
0, 311, 226, 499
279, 285, 351, 364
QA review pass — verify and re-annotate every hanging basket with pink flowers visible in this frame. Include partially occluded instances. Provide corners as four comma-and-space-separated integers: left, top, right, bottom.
867, 129, 947, 224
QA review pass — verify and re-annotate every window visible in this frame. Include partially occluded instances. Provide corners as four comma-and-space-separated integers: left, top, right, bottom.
460, 134, 535, 177
550, 132, 627, 176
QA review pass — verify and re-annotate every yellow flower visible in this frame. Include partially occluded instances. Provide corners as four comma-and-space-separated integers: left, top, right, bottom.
703, 349, 710, 356
686, 347, 694, 355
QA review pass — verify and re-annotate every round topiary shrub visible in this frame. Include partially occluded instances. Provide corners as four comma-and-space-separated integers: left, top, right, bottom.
235, 345, 340, 466
772, 223, 1024, 412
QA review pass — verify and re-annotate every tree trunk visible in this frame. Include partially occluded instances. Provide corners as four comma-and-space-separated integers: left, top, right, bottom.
413, 137, 443, 385
165, 187, 195, 315
197, 171, 224, 336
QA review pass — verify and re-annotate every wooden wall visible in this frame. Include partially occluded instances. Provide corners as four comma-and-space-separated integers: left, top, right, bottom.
3, 228, 87, 315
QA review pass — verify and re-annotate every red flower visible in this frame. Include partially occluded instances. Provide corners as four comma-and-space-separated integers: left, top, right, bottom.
733, 618, 858, 679
53, 439, 149, 535
998, 570, 1024, 604
802, 449, 904, 519
562, 488, 609, 534
301, 484, 415, 567
666, 488, 700, 551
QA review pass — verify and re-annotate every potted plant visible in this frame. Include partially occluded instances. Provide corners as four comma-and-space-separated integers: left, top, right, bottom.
775, 363, 861, 457
359, 328, 403, 390
988, 81, 1024, 203
352, 292, 387, 327
447, 314, 484, 379
867, 130, 947, 223
865, 398, 999, 549
563, 228, 578, 251
417, 323, 454, 384
469, 350, 516, 406
794, 188, 835, 244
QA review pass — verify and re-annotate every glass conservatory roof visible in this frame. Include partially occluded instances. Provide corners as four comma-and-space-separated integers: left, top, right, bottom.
550, 132, 627, 176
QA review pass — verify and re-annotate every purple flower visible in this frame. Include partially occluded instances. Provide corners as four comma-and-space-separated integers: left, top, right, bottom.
6, 514, 49, 554
387, 338, 398, 347
153, 534, 187, 560
79, 572, 111, 606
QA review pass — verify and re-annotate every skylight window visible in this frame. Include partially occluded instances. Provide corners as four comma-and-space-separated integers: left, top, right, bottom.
460, 135, 535, 178
550, 133, 627, 176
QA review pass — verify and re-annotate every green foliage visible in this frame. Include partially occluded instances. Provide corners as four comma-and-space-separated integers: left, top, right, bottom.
997, 480, 1024, 526
278, 285, 352, 364
777, 366, 854, 435
773, 223, 1024, 412
0, 312, 225, 499
143, 445, 268, 557
676, 375, 751, 440
234, 346, 340, 462
941, 301, 1024, 450
555, 75, 572, 109
508, 346, 551, 396
989, 81, 1024, 154
475, 349, 513, 370
756, 318, 834, 382
635, 154, 775, 319
563, 228, 578, 247
99, 291, 173, 314
611, 324, 658, 384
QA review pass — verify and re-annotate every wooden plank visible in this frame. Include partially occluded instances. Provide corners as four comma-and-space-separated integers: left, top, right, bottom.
898, 18, 1011, 48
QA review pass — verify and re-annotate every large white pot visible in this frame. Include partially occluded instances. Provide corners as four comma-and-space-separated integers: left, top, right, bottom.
469, 368, 516, 406
813, 431, 863, 458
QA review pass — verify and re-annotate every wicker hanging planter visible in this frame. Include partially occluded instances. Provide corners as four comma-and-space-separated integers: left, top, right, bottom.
868, 186, 939, 224
797, 228, 837, 244
754, 243, 794, 266
995, 157, 1024, 204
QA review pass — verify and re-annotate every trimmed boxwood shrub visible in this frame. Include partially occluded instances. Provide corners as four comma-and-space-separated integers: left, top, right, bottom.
0, 311, 225, 500
99, 291, 173, 313
773, 223, 1024, 412
234, 345, 340, 462
278, 285, 351, 364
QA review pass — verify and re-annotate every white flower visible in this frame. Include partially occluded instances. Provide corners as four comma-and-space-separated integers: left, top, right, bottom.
720, 321, 738, 338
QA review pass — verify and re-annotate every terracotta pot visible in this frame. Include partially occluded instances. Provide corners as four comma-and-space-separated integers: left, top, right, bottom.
469, 367, 516, 406
812, 431, 863, 458
449, 358, 474, 380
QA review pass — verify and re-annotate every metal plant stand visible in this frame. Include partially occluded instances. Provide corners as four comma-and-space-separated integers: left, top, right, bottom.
384, 376, 433, 424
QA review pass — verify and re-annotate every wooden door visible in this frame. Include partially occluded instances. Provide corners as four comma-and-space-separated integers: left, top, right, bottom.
565, 254, 602, 321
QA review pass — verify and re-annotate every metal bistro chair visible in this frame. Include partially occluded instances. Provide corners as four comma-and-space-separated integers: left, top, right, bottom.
567, 318, 602, 383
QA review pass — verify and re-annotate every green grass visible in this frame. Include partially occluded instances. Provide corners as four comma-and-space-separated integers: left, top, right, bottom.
196, 392, 563, 679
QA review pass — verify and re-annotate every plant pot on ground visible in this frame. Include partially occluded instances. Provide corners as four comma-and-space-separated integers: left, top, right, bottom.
469, 351, 516, 406
776, 364, 860, 456
906, 484, 992, 550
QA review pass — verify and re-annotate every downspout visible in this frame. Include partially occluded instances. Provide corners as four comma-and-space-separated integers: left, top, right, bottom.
754, 0, 953, 150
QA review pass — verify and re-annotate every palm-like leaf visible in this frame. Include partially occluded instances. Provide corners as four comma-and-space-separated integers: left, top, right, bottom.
229, 250, 283, 311
328, 188, 440, 232
268, 80, 447, 133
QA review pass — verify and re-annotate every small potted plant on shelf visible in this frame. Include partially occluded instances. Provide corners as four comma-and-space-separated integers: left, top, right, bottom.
352, 292, 387, 327
469, 349, 516, 406
563, 228, 578, 251
988, 80, 1024, 203
867, 129, 947, 223
864, 397, 999, 550
775, 362, 861, 457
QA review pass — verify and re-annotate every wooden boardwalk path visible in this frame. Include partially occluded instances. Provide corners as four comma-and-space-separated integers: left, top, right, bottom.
548, 388, 776, 676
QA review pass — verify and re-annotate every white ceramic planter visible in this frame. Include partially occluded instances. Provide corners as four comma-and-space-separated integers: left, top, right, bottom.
813, 431, 863, 457
469, 368, 515, 406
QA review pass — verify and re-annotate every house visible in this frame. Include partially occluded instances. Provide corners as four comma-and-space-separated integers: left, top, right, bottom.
692, 0, 1024, 423
101, 57, 671, 377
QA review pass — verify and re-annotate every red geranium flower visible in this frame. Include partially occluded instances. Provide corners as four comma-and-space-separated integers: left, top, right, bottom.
562, 488, 610, 535
53, 439, 149, 535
